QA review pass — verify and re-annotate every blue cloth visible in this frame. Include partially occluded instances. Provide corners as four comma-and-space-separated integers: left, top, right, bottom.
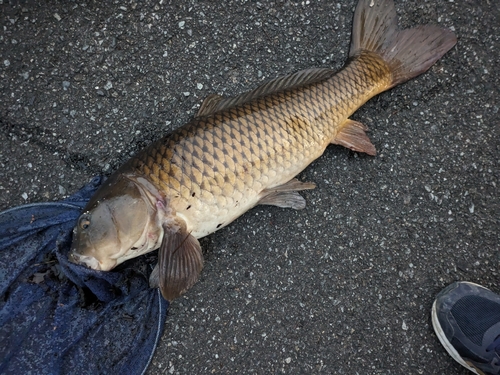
0, 177, 168, 375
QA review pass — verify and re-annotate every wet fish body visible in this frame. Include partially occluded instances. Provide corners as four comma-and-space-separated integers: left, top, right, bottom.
70, 0, 457, 301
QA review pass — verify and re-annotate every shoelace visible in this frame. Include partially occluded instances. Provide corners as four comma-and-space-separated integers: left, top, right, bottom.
486, 335, 500, 355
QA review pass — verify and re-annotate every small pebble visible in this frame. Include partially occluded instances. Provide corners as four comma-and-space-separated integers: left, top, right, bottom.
54, 13, 61, 21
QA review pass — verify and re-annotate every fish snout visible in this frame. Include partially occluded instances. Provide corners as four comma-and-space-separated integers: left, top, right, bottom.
69, 251, 102, 271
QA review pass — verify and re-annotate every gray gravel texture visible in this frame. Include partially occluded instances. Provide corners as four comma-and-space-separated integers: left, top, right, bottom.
1, 0, 498, 374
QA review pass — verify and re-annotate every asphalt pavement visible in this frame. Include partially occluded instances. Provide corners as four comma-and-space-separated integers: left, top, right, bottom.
1, 0, 498, 374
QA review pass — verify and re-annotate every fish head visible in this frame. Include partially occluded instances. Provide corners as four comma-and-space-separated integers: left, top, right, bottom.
70, 175, 162, 271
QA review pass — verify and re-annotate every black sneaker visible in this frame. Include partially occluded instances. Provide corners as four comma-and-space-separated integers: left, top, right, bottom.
432, 281, 500, 375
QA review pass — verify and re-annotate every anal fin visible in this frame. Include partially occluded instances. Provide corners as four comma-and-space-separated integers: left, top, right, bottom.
331, 119, 376, 156
259, 178, 316, 210
149, 218, 204, 301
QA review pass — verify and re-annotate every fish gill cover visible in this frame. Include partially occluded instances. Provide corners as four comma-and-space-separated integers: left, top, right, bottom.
0, 177, 168, 375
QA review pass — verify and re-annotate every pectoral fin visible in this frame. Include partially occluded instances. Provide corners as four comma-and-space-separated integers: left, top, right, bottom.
259, 178, 316, 210
149, 264, 160, 288
331, 119, 376, 156
151, 219, 204, 301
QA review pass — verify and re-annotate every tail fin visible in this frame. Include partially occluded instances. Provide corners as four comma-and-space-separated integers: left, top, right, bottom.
350, 0, 457, 88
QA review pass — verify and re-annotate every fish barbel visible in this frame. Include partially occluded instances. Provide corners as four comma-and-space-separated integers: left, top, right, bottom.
70, 0, 456, 300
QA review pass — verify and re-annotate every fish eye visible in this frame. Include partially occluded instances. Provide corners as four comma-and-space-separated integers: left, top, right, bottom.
79, 215, 91, 230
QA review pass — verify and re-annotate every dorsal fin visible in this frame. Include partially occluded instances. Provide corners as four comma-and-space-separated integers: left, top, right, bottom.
196, 94, 224, 117
197, 68, 335, 117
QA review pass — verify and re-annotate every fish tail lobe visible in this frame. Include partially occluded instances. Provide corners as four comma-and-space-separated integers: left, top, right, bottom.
350, 0, 457, 88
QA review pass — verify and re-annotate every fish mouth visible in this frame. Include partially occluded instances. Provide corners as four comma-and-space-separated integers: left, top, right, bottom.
69, 252, 102, 271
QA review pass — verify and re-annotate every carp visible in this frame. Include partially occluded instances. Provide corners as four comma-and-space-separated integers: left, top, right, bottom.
70, 0, 456, 301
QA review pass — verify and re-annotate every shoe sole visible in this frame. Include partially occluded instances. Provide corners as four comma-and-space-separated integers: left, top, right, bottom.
431, 281, 487, 375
